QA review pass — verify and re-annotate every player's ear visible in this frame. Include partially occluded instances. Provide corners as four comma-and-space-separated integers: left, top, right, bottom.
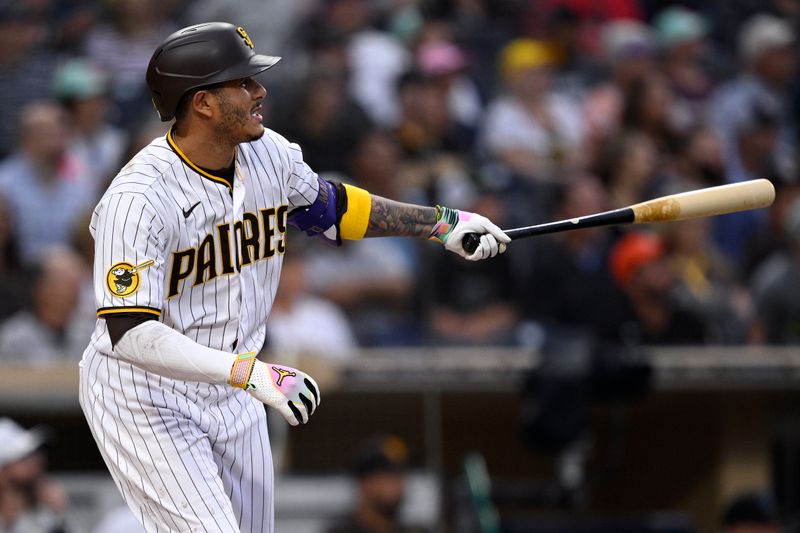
190, 90, 216, 119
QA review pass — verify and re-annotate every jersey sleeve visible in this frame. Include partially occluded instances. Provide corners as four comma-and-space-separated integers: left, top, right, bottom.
92, 192, 166, 318
258, 129, 321, 210
285, 141, 321, 211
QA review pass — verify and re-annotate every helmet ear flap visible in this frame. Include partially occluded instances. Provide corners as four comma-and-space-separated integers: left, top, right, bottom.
150, 97, 167, 121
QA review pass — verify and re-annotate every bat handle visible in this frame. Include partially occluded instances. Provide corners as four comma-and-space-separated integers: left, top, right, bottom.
461, 233, 481, 255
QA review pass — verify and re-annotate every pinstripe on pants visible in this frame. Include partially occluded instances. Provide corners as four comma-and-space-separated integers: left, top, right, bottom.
80, 347, 273, 532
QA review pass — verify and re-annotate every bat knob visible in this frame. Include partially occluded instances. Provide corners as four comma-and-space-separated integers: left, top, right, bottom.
461, 233, 480, 255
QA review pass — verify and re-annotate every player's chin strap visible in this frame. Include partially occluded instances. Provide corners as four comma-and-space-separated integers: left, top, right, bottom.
288, 178, 372, 245
113, 321, 320, 425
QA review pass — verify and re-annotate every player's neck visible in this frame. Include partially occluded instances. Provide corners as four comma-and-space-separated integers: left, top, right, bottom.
171, 125, 236, 170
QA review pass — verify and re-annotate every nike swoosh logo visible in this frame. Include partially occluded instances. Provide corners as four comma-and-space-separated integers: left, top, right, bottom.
182, 201, 201, 218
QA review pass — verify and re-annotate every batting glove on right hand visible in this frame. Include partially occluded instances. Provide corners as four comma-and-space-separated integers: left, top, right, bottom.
229, 352, 321, 425
429, 205, 510, 260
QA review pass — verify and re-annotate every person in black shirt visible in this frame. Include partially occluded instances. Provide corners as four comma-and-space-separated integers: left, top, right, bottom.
597, 231, 706, 345
327, 436, 427, 533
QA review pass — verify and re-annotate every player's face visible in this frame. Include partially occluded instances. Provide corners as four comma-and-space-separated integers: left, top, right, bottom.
213, 77, 267, 144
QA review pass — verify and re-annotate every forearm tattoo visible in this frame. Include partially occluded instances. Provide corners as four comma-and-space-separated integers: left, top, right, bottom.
365, 195, 437, 238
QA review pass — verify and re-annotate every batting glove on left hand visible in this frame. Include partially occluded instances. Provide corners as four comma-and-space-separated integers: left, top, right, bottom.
228, 353, 321, 426
429, 205, 510, 260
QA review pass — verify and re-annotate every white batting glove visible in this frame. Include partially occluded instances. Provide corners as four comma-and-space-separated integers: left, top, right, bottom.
228, 352, 321, 426
429, 205, 510, 261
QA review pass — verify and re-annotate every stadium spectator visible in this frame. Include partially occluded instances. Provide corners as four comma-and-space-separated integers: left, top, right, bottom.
391, 68, 481, 213
713, 100, 779, 265
751, 198, 800, 344
267, 251, 357, 361
532, 6, 602, 100
52, 58, 126, 199
520, 175, 617, 340
0, 418, 68, 533
583, 20, 657, 141
434, 0, 516, 100
653, 6, 716, 131
271, 68, 372, 175
415, 40, 483, 147
0, 246, 92, 364
50, 1, 99, 56
534, 0, 644, 26
595, 131, 660, 208
620, 73, 683, 155
303, 130, 420, 346
661, 216, 754, 344
83, 0, 176, 127
0, 3, 58, 160
0, 102, 93, 266
428, 194, 519, 345
326, 435, 427, 533
667, 126, 726, 189
394, 69, 460, 160
481, 38, 586, 184
597, 231, 707, 345
710, 13, 797, 186
307, 0, 410, 127
180, 0, 316, 60
117, 119, 170, 167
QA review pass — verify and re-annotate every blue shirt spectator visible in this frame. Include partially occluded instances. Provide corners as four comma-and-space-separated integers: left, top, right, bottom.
0, 102, 93, 266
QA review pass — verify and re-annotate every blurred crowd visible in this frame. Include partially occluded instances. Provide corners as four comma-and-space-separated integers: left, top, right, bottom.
0, 0, 799, 367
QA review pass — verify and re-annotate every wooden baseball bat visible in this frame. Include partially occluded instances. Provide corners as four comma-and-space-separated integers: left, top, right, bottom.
462, 179, 776, 254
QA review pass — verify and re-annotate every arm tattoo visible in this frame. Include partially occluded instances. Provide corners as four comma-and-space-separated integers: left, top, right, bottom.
365, 195, 437, 238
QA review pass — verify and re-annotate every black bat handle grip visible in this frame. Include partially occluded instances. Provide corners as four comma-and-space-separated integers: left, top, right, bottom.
461, 233, 481, 255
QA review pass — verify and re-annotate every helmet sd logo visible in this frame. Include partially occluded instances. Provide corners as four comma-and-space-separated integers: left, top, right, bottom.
236, 26, 254, 49
106, 260, 155, 298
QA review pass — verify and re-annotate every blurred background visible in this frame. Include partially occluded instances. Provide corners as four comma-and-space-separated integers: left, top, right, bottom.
0, 0, 799, 531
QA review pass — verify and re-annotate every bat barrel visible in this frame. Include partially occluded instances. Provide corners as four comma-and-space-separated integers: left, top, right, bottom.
631, 178, 775, 223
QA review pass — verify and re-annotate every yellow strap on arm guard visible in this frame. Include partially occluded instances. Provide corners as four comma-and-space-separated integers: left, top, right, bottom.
340, 183, 372, 240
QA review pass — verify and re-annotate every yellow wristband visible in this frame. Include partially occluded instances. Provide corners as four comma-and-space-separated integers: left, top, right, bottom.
229, 351, 257, 389
340, 184, 372, 240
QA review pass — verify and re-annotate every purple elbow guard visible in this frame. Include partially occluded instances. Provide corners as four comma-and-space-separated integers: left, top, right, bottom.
288, 178, 339, 238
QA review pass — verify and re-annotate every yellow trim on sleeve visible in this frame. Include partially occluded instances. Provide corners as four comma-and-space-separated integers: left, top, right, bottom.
340, 184, 372, 240
97, 307, 162, 317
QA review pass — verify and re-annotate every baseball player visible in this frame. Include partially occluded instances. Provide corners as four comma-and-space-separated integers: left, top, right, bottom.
79, 22, 509, 533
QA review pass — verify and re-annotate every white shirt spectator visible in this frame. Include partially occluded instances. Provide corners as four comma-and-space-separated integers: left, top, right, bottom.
481, 94, 585, 163
348, 30, 411, 127
0, 310, 92, 365
267, 296, 357, 361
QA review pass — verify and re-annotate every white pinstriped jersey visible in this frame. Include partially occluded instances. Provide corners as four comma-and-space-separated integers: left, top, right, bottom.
79, 128, 321, 532
87, 128, 319, 355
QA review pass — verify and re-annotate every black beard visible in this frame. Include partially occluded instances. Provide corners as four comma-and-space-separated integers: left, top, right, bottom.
247, 128, 266, 142
215, 94, 265, 144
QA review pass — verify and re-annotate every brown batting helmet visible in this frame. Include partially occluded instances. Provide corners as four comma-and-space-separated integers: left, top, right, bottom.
146, 22, 280, 121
